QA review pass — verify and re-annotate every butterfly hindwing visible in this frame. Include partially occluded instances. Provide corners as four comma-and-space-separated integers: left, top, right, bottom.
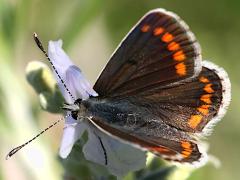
135, 61, 230, 134
89, 116, 204, 164
94, 9, 201, 97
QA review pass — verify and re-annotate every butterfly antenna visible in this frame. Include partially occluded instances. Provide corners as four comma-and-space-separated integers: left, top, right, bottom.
6, 117, 64, 160
33, 32, 75, 102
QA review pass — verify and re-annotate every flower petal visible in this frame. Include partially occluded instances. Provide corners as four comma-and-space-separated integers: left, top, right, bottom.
48, 40, 73, 103
48, 40, 97, 103
83, 123, 146, 177
48, 40, 73, 72
59, 116, 87, 158
66, 66, 98, 100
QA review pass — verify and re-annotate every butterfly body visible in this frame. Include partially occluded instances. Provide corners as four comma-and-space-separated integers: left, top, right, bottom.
83, 96, 190, 141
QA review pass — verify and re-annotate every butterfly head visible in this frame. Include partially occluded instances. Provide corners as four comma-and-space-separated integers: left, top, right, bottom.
62, 98, 87, 120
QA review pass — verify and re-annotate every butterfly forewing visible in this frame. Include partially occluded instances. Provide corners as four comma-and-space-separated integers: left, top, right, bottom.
94, 9, 201, 97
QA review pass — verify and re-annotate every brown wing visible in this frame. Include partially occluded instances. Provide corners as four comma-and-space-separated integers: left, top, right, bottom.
89, 117, 204, 164
94, 9, 201, 97
133, 62, 230, 134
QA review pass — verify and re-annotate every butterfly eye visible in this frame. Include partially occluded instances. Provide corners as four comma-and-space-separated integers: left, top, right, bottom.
71, 111, 78, 120
74, 98, 82, 105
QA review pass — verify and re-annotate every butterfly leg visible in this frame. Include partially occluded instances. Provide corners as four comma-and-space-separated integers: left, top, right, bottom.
97, 135, 108, 165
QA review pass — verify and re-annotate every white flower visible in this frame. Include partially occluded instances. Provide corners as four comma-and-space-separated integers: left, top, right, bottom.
48, 40, 146, 177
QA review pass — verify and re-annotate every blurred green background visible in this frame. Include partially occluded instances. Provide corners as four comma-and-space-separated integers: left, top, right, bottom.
0, 0, 239, 179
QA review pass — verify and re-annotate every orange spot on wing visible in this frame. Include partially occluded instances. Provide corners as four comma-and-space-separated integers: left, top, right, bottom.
188, 115, 203, 129
162, 32, 174, 42
173, 50, 186, 61
200, 94, 212, 104
181, 141, 192, 158
204, 84, 214, 93
141, 25, 150, 32
199, 76, 210, 83
175, 62, 186, 76
182, 150, 192, 158
181, 141, 191, 149
153, 27, 164, 36
168, 42, 180, 51
197, 105, 210, 115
